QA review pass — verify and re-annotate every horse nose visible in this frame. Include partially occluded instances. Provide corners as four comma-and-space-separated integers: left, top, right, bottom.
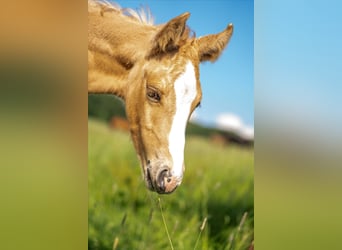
156, 168, 178, 194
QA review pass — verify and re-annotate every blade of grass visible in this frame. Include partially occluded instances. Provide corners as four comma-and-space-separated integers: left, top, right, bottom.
158, 197, 174, 250
194, 217, 207, 250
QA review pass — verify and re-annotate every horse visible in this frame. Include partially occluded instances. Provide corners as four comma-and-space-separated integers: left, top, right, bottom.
88, 0, 233, 194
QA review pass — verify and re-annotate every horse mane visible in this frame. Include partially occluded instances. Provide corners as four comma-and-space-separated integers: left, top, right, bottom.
88, 0, 154, 26
89, 0, 195, 60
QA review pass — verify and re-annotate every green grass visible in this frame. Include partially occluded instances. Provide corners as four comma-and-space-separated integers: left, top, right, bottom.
88, 119, 254, 250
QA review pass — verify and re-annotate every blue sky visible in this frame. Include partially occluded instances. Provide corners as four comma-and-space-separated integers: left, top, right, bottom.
114, 0, 254, 129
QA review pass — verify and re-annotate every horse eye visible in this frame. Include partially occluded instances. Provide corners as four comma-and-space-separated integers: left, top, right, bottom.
146, 87, 161, 102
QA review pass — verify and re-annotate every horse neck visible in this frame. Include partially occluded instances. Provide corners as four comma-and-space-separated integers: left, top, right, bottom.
88, 12, 157, 99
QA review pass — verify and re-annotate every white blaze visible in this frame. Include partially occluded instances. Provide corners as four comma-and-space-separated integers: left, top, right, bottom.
168, 61, 197, 182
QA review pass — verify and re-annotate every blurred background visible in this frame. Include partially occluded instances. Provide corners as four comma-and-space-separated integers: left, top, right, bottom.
255, 1, 342, 249
0, 1, 87, 250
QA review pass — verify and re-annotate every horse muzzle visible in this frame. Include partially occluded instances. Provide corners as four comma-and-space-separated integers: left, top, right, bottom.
146, 166, 180, 194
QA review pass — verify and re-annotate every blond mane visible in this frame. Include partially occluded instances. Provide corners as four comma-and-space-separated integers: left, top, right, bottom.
88, 0, 154, 25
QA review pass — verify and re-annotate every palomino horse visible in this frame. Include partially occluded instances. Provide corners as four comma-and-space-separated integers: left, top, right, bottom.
88, 0, 233, 194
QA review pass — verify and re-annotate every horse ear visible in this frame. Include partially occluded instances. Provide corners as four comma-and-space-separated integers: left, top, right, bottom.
197, 23, 233, 62
149, 12, 190, 57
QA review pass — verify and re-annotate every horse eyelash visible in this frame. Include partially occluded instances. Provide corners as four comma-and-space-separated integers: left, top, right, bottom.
146, 86, 161, 102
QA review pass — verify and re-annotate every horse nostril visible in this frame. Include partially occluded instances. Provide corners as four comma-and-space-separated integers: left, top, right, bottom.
157, 169, 169, 192
156, 169, 179, 194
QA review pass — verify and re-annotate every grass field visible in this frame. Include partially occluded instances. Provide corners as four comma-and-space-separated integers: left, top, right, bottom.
88, 119, 254, 250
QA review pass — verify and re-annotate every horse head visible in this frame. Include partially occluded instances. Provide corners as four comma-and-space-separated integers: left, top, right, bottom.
124, 13, 233, 193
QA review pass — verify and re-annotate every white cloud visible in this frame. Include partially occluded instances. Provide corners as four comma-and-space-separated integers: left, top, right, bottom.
216, 113, 243, 131
216, 113, 254, 140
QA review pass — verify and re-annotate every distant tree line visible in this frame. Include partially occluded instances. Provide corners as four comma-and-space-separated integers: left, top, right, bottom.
88, 94, 253, 147
88, 94, 126, 122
